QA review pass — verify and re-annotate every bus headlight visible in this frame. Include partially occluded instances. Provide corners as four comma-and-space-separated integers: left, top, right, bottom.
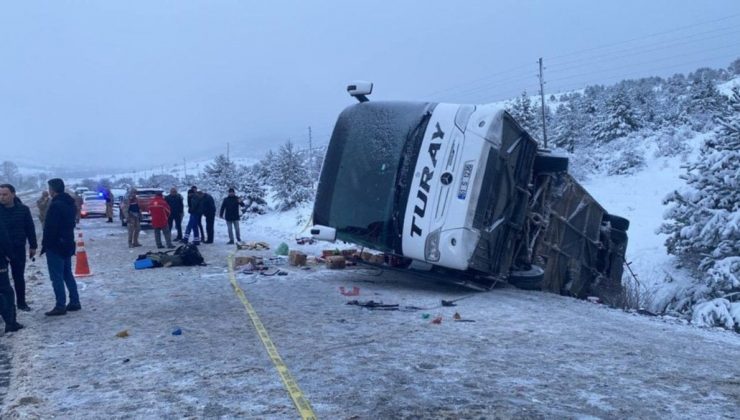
425, 229, 441, 262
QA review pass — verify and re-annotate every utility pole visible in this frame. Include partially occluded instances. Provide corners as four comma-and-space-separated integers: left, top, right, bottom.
538, 57, 548, 149
308, 126, 314, 188
308, 126, 313, 168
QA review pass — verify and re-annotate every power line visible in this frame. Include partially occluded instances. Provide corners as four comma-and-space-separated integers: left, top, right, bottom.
547, 11, 740, 62
426, 72, 539, 102
423, 62, 534, 98
547, 44, 740, 87
548, 25, 740, 72
453, 83, 541, 105
548, 52, 740, 94
421, 12, 740, 104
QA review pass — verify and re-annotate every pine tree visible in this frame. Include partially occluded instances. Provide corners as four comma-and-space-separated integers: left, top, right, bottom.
240, 166, 267, 215
1, 161, 20, 186
592, 86, 639, 142
687, 75, 727, 130
629, 79, 659, 129
255, 150, 275, 184
507, 91, 541, 140
552, 96, 590, 152
729, 58, 740, 76
661, 86, 740, 298
202, 154, 242, 202
270, 140, 313, 211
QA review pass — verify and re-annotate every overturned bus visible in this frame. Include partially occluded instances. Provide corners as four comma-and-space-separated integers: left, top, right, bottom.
311, 82, 628, 303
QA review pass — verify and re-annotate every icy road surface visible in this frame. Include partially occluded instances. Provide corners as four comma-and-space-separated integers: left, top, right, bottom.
2, 218, 739, 419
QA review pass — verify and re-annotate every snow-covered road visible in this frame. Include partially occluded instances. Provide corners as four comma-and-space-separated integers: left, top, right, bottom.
1, 218, 739, 419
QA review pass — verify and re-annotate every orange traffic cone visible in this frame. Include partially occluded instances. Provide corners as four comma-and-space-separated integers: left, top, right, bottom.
74, 231, 93, 278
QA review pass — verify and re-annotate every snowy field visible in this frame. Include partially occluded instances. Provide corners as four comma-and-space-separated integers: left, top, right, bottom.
580, 138, 709, 314
2, 189, 739, 418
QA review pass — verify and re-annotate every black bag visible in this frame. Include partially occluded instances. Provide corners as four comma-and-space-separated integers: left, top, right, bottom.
174, 244, 205, 266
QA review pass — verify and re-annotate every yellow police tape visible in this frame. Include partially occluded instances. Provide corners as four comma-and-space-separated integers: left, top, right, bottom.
227, 253, 317, 420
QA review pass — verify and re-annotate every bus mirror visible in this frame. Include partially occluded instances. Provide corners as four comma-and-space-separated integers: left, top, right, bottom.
347, 81, 373, 102
310, 225, 337, 242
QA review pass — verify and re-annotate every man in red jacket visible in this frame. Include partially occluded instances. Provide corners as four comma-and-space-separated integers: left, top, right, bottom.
149, 192, 174, 249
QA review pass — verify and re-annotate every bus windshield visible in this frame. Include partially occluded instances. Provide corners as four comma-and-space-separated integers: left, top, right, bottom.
314, 101, 434, 252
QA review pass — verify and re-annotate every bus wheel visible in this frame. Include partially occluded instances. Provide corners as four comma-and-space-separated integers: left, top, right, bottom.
604, 214, 630, 232
508, 265, 545, 290
610, 228, 628, 248
534, 153, 569, 173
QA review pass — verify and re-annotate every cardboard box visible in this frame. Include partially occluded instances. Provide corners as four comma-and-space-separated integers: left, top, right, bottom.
340, 248, 357, 258
327, 256, 346, 269
234, 255, 262, 267
361, 252, 385, 265
288, 250, 307, 266
322, 249, 338, 258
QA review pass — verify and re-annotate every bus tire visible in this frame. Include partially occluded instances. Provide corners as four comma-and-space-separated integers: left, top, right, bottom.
534, 153, 569, 173
508, 265, 545, 290
610, 228, 628, 247
604, 214, 630, 232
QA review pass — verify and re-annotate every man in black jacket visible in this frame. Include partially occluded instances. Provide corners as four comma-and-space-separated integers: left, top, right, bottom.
165, 187, 184, 241
0, 205, 23, 333
0, 184, 37, 311
201, 191, 216, 244
41, 178, 80, 316
219, 188, 245, 244
183, 187, 204, 245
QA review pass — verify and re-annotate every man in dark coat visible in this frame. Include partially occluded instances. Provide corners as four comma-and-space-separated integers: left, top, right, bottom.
165, 187, 184, 241
0, 184, 37, 311
187, 186, 204, 239
219, 188, 245, 244
201, 191, 217, 244
41, 178, 81, 316
0, 206, 23, 333
183, 187, 204, 245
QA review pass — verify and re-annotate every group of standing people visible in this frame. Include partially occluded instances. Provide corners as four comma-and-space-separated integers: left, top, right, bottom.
120, 185, 244, 249
183, 186, 216, 245
0, 179, 248, 335
0, 178, 82, 336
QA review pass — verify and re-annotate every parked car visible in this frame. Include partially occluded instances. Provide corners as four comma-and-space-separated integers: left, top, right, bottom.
80, 192, 107, 218
119, 187, 164, 227
110, 188, 127, 210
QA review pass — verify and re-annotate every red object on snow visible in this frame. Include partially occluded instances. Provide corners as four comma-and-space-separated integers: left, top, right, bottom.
431, 316, 442, 324
339, 286, 360, 296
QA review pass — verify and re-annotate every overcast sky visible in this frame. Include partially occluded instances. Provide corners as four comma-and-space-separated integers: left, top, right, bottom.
1, 1, 739, 171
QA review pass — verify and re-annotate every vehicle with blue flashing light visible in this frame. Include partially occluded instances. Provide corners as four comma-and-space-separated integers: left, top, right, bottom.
311, 82, 629, 303
81, 191, 107, 218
